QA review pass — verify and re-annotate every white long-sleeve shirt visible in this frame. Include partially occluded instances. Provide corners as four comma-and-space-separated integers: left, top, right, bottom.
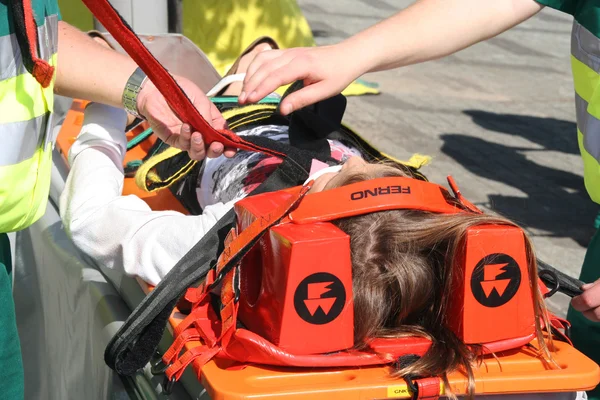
59, 104, 360, 286
59, 104, 235, 286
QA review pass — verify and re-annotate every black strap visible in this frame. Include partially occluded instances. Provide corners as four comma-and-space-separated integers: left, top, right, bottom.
285, 81, 346, 159
537, 258, 584, 298
104, 209, 234, 375
104, 150, 315, 375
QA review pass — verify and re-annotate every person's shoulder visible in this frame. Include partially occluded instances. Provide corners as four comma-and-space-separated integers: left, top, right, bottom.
533, 0, 578, 15
0, 0, 61, 37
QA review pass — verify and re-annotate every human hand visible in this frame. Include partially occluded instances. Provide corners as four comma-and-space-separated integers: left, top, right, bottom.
571, 279, 600, 322
238, 45, 362, 115
136, 75, 236, 161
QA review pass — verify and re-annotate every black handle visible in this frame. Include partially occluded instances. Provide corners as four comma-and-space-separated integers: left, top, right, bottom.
537, 258, 584, 298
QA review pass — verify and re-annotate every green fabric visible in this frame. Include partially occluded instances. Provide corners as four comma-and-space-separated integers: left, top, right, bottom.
535, 0, 600, 37
567, 228, 600, 399
0, 234, 24, 400
0, 0, 61, 37
57, 0, 93, 31
534, 0, 578, 14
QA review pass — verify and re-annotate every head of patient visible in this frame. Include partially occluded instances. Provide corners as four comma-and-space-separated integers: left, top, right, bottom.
305, 156, 552, 398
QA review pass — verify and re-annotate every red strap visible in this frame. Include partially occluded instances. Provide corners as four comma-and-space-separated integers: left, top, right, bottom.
162, 329, 201, 366
447, 176, 482, 214
549, 314, 573, 345
173, 300, 219, 348
415, 377, 441, 400
213, 183, 311, 279
288, 177, 467, 224
22, 0, 54, 87
174, 299, 208, 336
219, 268, 239, 346
165, 345, 220, 381
81, 0, 286, 158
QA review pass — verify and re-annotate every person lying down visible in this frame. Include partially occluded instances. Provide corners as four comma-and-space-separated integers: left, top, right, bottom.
59, 59, 554, 400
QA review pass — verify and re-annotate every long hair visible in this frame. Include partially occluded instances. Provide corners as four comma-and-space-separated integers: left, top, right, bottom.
329, 162, 554, 399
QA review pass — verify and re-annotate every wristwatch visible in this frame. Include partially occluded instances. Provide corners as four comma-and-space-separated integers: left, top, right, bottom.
122, 67, 148, 118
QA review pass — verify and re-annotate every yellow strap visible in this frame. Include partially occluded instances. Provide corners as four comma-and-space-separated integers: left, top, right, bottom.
134, 146, 192, 192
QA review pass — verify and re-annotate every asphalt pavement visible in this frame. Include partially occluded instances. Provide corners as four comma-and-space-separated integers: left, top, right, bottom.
297, 0, 599, 316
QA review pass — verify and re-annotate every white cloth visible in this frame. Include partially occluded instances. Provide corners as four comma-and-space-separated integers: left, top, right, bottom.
59, 103, 235, 286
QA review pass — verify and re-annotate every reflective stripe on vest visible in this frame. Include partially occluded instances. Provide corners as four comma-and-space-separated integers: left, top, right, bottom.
0, 15, 58, 81
0, 147, 52, 232
0, 14, 57, 233
570, 20, 600, 204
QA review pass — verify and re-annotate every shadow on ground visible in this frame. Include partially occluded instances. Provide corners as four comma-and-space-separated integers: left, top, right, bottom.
441, 110, 598, 247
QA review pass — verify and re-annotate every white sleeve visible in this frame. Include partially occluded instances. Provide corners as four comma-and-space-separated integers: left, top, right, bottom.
59, 103, 235, 286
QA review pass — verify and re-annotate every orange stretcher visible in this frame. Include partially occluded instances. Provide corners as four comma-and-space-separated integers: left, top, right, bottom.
56, 100, 600, 399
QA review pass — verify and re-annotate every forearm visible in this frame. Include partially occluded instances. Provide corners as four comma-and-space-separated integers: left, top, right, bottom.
54, 21, 136, 107
340, 0, 544, 74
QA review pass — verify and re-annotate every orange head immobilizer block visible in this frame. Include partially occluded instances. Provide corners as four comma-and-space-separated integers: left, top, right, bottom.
447, 225, 535, 344
235, 188, 355, 355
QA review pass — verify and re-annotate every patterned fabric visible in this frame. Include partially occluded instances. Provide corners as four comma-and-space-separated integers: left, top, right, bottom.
197, 125, 362, 208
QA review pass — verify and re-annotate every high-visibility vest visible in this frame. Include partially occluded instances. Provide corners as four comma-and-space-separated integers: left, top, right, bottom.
536, 0, 600, 203
0, 2, 60, 233
571, 19, 600, 204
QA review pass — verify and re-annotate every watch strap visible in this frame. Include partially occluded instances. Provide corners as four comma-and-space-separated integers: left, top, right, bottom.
122, 67, 148, 118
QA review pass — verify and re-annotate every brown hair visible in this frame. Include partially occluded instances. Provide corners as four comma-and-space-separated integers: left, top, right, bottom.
329, 162, 553, 399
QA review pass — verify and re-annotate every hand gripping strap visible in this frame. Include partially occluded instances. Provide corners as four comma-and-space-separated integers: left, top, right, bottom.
81, 0, 286, 158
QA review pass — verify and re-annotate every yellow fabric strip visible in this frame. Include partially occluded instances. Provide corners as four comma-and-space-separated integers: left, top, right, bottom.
0, 146, 52, 233
0, 53, 57, 124
135, 146, 188, 192
578, 129, 600, 204
572, 55, 598, 103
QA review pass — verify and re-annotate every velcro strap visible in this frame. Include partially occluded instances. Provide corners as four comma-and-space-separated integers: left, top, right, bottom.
81, 0, 286, 159
415, 377, 441, 400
